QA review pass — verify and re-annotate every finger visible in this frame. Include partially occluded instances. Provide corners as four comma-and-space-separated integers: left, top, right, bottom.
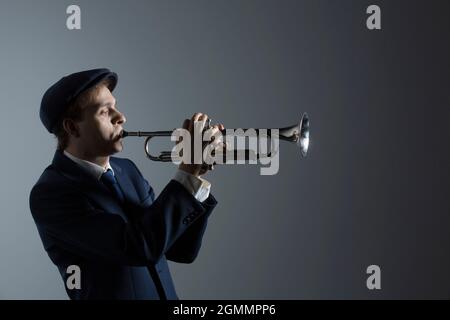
210, 140, 226, 153
182, 119, 190, 130
191, 113, 207, 134
207, 125, 222, 142
192, 113, 203, 122
217, 141, 227, 150
196, 113, 208, 133
190, 113, 203, 132
218, 123, 225, 131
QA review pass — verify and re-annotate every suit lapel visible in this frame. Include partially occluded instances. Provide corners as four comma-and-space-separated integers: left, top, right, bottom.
51, 150, 129, 221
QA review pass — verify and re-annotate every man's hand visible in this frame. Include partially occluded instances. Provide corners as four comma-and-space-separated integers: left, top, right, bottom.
178, 113, 225, 177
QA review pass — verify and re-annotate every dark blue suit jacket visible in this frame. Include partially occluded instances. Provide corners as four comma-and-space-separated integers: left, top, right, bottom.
29, 150, 217, 300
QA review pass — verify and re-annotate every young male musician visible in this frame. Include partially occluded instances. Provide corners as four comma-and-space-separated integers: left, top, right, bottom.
30, 68, 223, 300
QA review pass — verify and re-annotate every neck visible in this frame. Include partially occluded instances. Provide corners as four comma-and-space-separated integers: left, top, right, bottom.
64, 146, 110, 168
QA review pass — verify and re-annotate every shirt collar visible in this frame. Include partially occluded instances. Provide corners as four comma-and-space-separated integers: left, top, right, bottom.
63, 150, 114, 180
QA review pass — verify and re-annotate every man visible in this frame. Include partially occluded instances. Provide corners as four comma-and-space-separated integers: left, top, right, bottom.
29, 68, 224, 300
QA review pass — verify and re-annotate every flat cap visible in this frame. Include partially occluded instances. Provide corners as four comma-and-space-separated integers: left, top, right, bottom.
40, 68, 118, 133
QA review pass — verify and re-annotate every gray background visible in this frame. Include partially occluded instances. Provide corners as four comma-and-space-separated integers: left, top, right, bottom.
0, 0, 449, 299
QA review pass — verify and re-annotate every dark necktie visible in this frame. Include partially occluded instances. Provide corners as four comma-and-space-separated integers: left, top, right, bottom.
100, 169, 125, 203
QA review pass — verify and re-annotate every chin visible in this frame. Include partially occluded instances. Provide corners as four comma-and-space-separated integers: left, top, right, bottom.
112, 142, 123, 154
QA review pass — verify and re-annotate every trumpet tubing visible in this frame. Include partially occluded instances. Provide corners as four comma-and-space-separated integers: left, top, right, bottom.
121, 113, 310, 163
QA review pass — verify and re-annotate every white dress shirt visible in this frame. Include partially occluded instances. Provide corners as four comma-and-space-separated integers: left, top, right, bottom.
63, 151, 211, 202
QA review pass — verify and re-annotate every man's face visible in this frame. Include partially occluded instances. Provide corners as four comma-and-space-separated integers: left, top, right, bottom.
76, 85, 126, 157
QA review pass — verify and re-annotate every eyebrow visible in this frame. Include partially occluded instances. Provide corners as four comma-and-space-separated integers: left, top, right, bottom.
97, 100, 117, 108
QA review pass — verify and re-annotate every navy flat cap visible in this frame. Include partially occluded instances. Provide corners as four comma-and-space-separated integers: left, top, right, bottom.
40, 68, 118, 133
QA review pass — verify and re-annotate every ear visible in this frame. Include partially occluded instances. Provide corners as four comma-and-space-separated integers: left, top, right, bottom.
62, 119, 80, 138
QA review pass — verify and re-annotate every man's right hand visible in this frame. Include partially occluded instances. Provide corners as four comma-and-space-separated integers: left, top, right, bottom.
178, 113, 225, 177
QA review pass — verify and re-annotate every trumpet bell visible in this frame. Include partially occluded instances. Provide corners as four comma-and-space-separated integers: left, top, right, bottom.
299, 113, 310, 157
278, 112, 310, 157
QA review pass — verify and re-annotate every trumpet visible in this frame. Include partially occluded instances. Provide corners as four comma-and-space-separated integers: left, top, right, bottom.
121, 113, 310, 163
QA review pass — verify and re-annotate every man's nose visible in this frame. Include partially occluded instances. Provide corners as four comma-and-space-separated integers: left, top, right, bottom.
113, 109, 126, 125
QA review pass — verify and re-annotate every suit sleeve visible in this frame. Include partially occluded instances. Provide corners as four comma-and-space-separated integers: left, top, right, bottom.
164, 193, 216, 263
130, 161, 218, 264
30, 176, 216, 266
138, 179, 217, 264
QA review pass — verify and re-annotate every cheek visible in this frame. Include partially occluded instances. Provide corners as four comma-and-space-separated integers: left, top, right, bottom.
80, 115, 114, 141
95, 118, 114, 138
81, 118, 104, 138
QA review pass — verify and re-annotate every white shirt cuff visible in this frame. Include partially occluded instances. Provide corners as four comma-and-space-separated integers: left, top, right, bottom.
173, 169, 211, 202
